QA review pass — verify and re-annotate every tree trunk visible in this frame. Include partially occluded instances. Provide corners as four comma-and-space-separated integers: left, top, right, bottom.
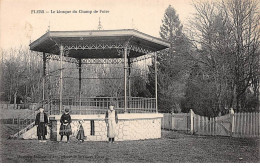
14, 91, 17, 109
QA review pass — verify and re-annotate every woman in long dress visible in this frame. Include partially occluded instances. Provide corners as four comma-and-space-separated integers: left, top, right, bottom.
105, 102, 118, 143
59, 108, 72, 143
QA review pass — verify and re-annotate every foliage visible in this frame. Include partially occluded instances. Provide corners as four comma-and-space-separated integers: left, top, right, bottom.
0, 47, 43, 105
147, 5, 192, 113
186, 0, 259, 114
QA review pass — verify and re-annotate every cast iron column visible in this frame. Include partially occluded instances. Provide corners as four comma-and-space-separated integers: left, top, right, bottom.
59, 45, 64, 114
42, 52, 46, 101
128, 56, 131, 98
154, 52, 158, 113
78, 58, 82, 111
124, 46, 128, 113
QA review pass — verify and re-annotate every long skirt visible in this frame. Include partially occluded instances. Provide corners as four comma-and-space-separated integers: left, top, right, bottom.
76, 125, 85, 140
107, 119, 117, 138
59, 124, 72, 136
37, 122, 47, 137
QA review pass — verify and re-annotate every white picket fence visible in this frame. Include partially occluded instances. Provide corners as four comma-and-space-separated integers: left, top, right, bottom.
162, 113, 190, 131
162, 111, 260, 138
191, 112, 233, 136
232, 112, 260, 137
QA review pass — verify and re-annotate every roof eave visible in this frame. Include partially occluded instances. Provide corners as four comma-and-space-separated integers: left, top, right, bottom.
29, 29, 170, 51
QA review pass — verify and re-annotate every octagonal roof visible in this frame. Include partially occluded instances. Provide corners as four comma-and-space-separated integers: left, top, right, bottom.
30, 29, 170, 59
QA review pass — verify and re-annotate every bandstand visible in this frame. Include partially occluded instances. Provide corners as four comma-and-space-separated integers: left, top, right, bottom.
29, 29, 170, 141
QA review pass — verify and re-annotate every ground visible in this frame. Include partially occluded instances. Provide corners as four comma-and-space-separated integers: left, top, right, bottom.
0, 108, 34, 119
0, 124, 259, 163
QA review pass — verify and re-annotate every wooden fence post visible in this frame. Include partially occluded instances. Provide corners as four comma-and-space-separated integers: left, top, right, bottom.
190, 109, 194, 135
171, 113, 174, 130
240, 113, 243, 137
162, 114, 164, 130
230, 108, 235, 136
250, 112, 253, 137
198, 115, 200, 135
234, 113, 237, 137
256, 112, 260, 136
213, 117, 216, 136
243, 112, 246, 137
187, 113, 189, 133
247, 112, 250, 136
203, 116, 206, 134
252, 112, 255, 137
206, 117, 208, 135
17, 116, 20, 139
256, 112, 258, 137
209, 117, 212, 135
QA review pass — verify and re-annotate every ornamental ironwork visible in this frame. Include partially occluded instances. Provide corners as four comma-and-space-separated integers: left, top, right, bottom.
62, 42, 153, 55
128, 45, 152, 55
45, 53, 123, 64
63, 42, 124, 50
36, 44, 168, 64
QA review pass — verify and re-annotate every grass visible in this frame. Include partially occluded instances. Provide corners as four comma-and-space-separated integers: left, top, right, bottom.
0, 124, 259, 163
0, 108, 35, 119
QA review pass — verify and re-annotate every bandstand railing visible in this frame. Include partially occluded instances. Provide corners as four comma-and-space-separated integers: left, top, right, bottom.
48, 97, 156, 115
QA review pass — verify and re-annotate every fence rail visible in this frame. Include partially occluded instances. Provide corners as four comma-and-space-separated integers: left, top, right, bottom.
48, 97, 156, 115
0, 103, 39, 110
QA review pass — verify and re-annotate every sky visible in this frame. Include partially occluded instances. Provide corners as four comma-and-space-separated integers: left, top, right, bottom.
0, 0, 196, 50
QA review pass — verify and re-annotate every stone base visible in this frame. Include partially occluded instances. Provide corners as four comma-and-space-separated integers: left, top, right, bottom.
22, 113, 163, 141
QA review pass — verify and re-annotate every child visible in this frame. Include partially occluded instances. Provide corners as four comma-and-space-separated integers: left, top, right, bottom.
76, 120, 85, 142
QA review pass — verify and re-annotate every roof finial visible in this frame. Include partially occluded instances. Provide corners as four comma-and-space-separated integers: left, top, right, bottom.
97, 17, 103, 30
47, 21, 50, 32
131, 18, 137, 30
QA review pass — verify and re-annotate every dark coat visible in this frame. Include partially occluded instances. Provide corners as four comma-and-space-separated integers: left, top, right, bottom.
59, 113, 72, 136
35, 112, 48, 136
60, 113, 72, 124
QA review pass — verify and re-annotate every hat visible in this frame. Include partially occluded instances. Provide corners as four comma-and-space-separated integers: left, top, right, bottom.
38, 106, 44, 111
37, 106, 44, 111
65, 108, 70, 113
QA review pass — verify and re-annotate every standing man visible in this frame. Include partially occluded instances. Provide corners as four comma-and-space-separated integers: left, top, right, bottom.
35, 107, 48, 142
105, 102, 118, 143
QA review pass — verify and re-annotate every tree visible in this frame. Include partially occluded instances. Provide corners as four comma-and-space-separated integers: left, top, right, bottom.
97, 64, 124, 97
186, 1, 234, 115
1, 47, 43, 106
224, 0, 260, 112
147, 5, 192, 113
186, 0, 260, 114
131, 67, 152, 98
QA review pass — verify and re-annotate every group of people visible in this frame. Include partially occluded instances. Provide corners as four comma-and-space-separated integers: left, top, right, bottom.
35, 102, 118, 143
